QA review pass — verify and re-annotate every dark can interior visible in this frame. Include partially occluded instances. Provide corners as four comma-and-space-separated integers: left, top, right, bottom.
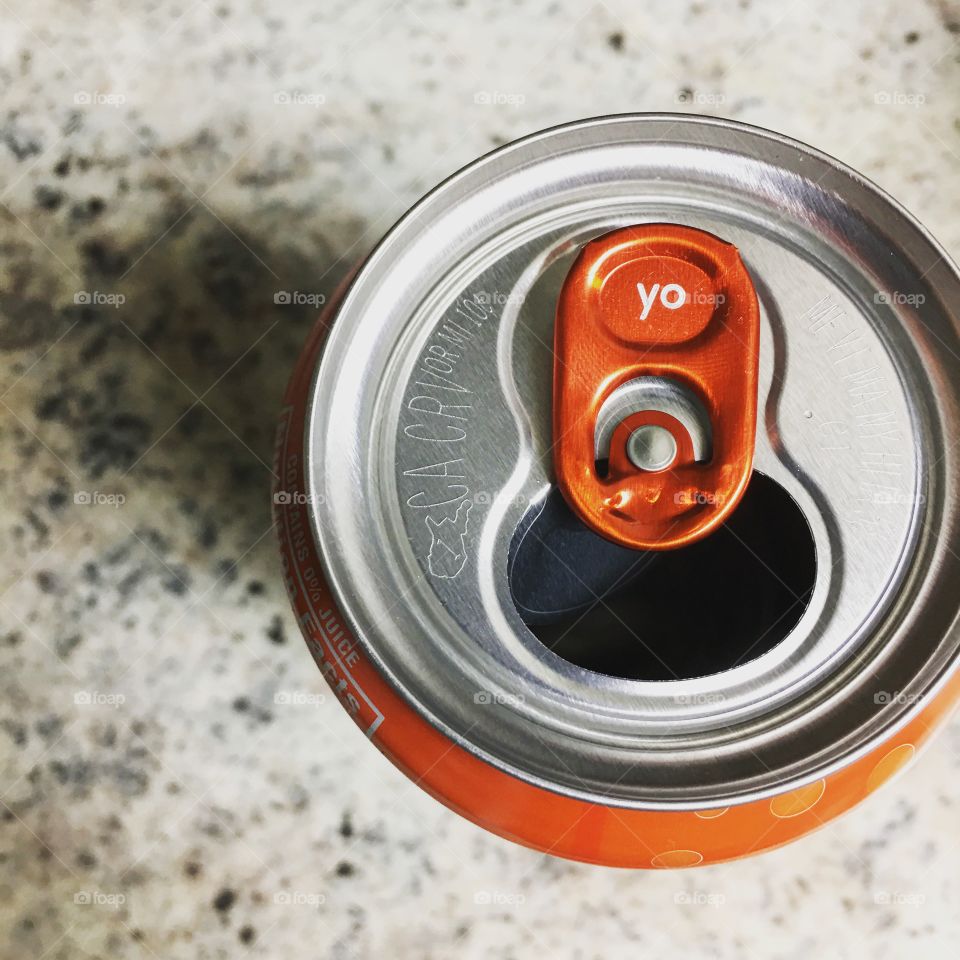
508, 472, 817, 681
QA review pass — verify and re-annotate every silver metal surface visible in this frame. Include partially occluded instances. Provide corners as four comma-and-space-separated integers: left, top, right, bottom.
594, 375, 712, 463
305, 115, 960, 808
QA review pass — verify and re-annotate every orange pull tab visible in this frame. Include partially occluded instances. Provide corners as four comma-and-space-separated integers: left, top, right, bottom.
553, 223, 760, 550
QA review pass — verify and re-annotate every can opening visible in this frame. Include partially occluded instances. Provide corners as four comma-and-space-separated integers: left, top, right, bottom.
508, 472, 816, 681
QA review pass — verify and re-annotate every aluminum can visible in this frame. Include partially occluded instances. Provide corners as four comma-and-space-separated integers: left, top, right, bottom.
274, 115, 960, 867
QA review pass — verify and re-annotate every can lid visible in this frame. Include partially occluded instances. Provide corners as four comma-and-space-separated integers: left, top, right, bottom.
306, 115, 960, 808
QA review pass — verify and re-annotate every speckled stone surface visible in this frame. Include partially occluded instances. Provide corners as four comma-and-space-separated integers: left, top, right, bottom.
2, 0, 960, 957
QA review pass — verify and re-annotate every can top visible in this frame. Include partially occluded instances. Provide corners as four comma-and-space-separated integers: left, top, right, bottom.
306, 115, 960, 808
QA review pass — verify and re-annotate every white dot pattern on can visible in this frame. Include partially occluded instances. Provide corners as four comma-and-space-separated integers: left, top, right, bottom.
650, 849, 704, 868
769, 778, 826, 818
866, 743, 915, 793
693, 807, 729, 820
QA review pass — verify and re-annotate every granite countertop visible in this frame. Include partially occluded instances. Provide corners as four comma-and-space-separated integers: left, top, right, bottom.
2, 0, 959, 957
